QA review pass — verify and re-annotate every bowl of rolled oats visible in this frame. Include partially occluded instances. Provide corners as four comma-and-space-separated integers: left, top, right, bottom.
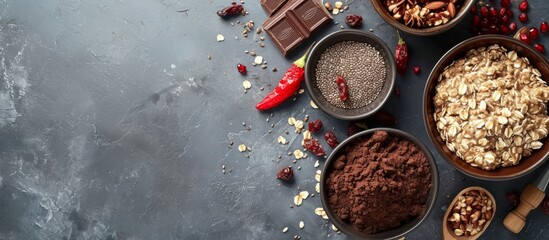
423, 34, 549, 180
371, 0, 475, 36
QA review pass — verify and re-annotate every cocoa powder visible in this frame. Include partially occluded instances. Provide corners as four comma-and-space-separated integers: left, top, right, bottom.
326, 130, 432, 234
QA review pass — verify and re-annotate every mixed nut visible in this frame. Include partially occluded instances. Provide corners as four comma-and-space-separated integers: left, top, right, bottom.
447, 189, 494, 237
384, 0, 463, 28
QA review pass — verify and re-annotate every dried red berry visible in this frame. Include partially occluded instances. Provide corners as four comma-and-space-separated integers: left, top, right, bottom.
276, 166, 294, 181
540, 197, 549, 215
217, 2, 244, 18
509, 22, 517, 31
336, 76, 349, 102
237, 63, 247, 74
345, 14, 363, 28
471, 5, 477, 15
324, 131, 339, 149
413, 65, 421, 75
308, 119, 323, 133
518, 12, 528, 23
534, 43, 545, 53
304, 138, 325, 156
480, 6, 489, 17
372, 110, 397, 125
500, 0, 511, 8
519, 32, 530, 44
529, 27, 539, 40
541, 21, 549, 33
518, 0, 528, 12
506, 191, 520, 207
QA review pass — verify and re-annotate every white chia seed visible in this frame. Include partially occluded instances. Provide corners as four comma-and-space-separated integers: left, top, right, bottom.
315, 41, 386, 109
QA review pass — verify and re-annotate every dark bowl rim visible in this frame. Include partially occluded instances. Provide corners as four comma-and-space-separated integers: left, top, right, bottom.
423, 34, 549, 181
304, 29, 396, 121
370, 0, 475, 36
320, 128, 439, 240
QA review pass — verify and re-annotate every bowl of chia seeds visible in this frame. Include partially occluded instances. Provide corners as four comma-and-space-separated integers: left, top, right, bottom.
304, 30, 395, 120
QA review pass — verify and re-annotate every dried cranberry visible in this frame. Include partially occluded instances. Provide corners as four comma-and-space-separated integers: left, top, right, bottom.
500, 0, 511, 8
304, 138, 325, 156
518, 0, 528, 12
345, 14, 363, 28
336, 76, 349, 102
519, 32, 530, 44
509, 22, 517, 31
308, 119, 323, 133
529, 27, 539, 40
518, 12, 528, 23
540, 197, 549, 215
217, 2, 244, 18
276, 166, 294, 181
506, 191, 520, 207
471, 5, 477, 15
480, 6, 489, 17
324, 131, 339, 149
237, 63, 247, 74
534, 43, 545, 53
541, 21, 549, 33
372, 110, 397, 125
413, 65, 420, 75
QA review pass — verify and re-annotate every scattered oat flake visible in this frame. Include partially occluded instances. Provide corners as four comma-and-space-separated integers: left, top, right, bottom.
303, 130, 311, 140
294, 149, 304, 159
315, 173, 321, 182
294, 195, 303, 206
316, 170, 322, 175
314, 160, 320, 168
294, 120, 304, 132
314, 207, 325, 216
238, 144, 247, 152
310, 100, 318, 109
332, 224, 339, 231
299, 221, 304, 229
282, 227, 289, 233
216, 34, 225, 42
399, 237, 406, 240
278, 135, 288, 145
170, 64, 176, 69
254, 56, 263, 64
288, 117, 296, 125
315, 183, 320, 193
299, 191, 309, 199
242, 80, 251, 90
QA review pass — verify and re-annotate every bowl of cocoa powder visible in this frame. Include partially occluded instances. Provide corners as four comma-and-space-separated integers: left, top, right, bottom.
320, 128, 439, 239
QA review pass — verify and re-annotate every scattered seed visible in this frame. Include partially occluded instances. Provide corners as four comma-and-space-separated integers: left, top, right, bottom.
303, 115, 309, 122
332, 224, 339, 231
282, 227, 289, 233
242, 122, 246, 126
297, 166, 301, 170
299, 221, 304, 229
260, 36, 265, 41
261, 64, 267, 69
259, 43, 265, 47
216, 34, 225, 42
310, 101, 318, 109
298, 88, 305, 94
244, 50, 249, 54
222, 165, 226, 169
238, 144, 247, 152
314, 160, 320, 168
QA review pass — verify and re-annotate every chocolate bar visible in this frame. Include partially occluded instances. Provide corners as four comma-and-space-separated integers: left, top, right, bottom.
260, 0, 288, 16
263, 0, 332, 56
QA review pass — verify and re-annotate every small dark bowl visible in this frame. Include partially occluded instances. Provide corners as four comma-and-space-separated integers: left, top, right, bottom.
304, 30, 395, 120
371, 0, 474, 36
423, 35, 549, 180
320, 128, 439, 240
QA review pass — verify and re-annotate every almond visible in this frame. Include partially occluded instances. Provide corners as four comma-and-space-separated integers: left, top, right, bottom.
448, 2, 456, 18
425, 1, 446, 11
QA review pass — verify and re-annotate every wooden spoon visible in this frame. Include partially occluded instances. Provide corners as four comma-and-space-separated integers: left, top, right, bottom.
442, 186, 497, 240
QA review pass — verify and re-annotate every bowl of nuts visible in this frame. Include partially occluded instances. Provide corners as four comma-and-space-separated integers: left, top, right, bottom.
423, 34, 549, 180
371, 0, 475, 36
304, 30, 395, 120
320, 128, 439, 239
442, 186, 496, 239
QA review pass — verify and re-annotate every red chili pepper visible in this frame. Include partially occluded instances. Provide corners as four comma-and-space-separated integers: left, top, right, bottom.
336, 76, 349, 102
217, 2, 244, 18
395, 31, 408, 74
255, 47, 311, 111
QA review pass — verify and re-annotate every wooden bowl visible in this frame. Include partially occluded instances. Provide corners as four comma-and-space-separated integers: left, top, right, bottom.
370, 0, 475, 36
423, 35, 549, 180
442, 186, 496, 240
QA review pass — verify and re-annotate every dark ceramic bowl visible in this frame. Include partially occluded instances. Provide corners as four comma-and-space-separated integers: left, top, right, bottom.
304, 30, 395, 120
423, 35, 549, 180
371, 0, 474, 36
320, 128, 439, 240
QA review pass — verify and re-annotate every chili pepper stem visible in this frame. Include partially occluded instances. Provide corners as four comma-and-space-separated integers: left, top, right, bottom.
293, 41, 316, 68
397, 31, 405, 45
